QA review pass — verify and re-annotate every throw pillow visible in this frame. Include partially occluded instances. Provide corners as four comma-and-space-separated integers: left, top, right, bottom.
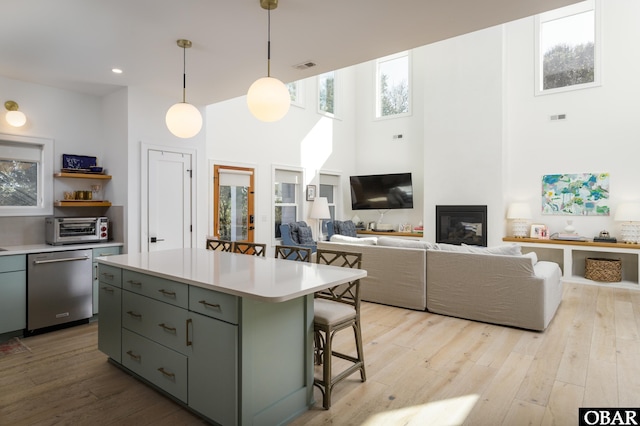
297, 226, 315, 245
338, 220, 357, 237
332, 220, 343, 235
437, 243, 472, 252
330, 235, 377, 245
523, 251, 538, 265
288, 222, 301, 244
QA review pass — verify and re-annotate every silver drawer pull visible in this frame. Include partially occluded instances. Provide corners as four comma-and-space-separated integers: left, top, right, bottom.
157, 367, 175, 379
101, 272, 114, 279
198, 300, 221, 310
126, 311, 142, 318
101, 286, 114, 293
127, 280, 142, 286
158, 289, 176, 297
158, 323, 177, 333
126, 350, 141, 361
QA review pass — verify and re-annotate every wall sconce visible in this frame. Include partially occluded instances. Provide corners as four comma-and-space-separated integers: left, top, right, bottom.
4, 101, 27, 127
506, 202, 532, 238
615, 203, 640, 244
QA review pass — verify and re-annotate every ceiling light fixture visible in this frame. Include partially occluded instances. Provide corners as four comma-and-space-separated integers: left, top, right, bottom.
166, 39, 203, 138
246, 0, 290, 122
4, 101, 27, 127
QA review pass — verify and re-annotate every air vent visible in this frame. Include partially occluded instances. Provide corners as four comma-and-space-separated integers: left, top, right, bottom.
550, 114, 567, 121
293, 61, 317, 70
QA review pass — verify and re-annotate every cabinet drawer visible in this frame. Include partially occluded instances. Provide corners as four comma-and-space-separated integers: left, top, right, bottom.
189, 286, 239, 325
123, 270, 188, 308
98, 264, 122, 287
0, 255, 26, 273
92, 246, 121, 259
122, 329, 187, 403
122, 291, 191, 355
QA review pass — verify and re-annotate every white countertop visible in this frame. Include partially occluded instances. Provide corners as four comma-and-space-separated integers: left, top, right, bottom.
97, 248, 367, 303
0, 241, 123, 256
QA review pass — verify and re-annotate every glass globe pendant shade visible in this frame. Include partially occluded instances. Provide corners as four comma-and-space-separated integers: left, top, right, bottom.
6, 110, 27, 127
246, 76, 291, 122
165, 102, 202, 138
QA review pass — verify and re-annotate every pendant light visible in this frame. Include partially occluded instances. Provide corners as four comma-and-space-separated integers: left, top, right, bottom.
246, 0, 290, 122
166, 39, 203, 138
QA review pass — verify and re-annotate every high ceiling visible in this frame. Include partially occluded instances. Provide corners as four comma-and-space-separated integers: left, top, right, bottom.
0, 0, 581, 106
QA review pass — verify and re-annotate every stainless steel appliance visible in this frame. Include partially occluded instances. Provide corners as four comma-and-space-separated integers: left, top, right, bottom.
27, 249, 93, 332
45, 216, 109, 245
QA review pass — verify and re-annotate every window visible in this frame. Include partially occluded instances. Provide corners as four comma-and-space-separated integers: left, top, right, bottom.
317, 71, 336, 117
287, 80, 304, 108
319, 172, 340, 235
0, 134, 53, 216
376, 51, 410, 118
535, 0, 600, 95
274, 168, 302, 239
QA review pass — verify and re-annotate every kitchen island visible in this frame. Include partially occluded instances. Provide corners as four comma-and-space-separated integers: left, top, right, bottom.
96, 248, 366, 426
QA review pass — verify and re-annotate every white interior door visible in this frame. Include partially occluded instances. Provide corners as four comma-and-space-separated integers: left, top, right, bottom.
148, 150, 192, 251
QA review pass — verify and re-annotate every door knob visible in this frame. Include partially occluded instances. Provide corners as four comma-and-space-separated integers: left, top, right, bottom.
150, 237, 165, 243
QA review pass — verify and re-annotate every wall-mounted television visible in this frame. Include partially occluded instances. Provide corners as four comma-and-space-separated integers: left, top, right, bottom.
349, 173, 413, 210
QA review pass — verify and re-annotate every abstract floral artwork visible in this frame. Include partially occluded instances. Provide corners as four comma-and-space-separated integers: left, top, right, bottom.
542, 173, 610, 216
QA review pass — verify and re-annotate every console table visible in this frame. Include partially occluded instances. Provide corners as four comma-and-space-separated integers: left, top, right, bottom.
357, 230, 423, 238
503, 237, 640, 290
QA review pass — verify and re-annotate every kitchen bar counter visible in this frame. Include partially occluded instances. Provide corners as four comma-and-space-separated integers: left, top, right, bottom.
0, 241, 123, 256
96, 248, 366, 425
97, 247, 366, 302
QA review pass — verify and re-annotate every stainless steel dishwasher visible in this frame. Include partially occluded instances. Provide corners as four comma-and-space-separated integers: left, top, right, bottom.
27, 249, 93, 332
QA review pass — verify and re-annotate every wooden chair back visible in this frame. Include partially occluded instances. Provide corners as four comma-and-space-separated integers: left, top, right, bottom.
232, 242, 266, 257
205, 239, 233, 252
314, 249, 362, 309
274, 245, 311, 262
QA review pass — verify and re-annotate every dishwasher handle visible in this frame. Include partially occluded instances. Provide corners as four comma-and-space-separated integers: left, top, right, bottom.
33, 255, 91, 265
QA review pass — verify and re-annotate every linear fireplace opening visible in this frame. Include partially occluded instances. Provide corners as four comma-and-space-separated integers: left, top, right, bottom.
436, 205, 487, 247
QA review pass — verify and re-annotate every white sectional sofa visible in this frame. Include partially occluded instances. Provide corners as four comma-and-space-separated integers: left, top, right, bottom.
317, 236, 563, 331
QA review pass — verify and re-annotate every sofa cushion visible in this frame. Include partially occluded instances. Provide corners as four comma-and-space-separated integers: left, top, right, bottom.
461, 243, 522, 256
523, 251, 538, 266
288, 221, 309, 244
436, 243, 472, 252
377, 237, 437, 250
330, 234, 377, 245
297, 226, 315, 245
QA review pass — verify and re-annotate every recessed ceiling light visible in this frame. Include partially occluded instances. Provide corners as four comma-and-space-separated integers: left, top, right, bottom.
112, 68, 123, 74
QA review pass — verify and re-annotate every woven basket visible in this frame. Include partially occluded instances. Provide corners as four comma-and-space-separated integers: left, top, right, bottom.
585, 258, 622, 282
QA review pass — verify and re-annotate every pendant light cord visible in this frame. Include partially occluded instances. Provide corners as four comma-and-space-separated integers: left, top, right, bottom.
182, 44, 187, 103
267, 6, 271, 77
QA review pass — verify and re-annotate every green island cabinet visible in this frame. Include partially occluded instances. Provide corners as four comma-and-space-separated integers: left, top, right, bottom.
0, 255, 27, 335
92, 246, 122, 314
97, 264, 310, 426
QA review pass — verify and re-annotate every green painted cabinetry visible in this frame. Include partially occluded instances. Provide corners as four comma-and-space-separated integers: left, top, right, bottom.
92, 246, 121, 314
0, 255, 26, 335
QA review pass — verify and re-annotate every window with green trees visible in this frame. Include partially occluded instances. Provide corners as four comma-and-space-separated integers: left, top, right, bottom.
536, 0, 600, 95
376, 51, 409, 118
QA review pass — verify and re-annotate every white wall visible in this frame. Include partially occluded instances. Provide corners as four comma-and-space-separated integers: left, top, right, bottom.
206, 68, 359, 244
420, 26, 506, 246
504, 0, 640, 239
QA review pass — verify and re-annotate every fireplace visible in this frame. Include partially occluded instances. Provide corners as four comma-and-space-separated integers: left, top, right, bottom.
436, 205, 487, 247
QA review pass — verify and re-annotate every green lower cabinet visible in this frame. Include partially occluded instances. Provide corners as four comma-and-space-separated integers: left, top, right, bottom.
188, 312, 238, 426
92, 247, 122, 314
0, 255, 26, 335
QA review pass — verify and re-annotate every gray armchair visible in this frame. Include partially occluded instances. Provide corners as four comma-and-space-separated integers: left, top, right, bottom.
279, 221, 317, 253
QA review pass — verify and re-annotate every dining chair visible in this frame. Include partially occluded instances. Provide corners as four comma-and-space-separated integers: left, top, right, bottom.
232, 241, 266, 257
313, 248, 365, 409
274, 245, 311, 262
205, 238, 233, 252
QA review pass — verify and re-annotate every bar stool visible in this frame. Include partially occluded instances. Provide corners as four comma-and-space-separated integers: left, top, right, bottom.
205, 238, 233, 252
232, 242, 266, 257
274, 245, 311, 262
313, 248, 365, 409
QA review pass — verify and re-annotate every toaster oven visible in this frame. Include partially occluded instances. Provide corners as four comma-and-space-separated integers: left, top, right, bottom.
45, 216, 109, 245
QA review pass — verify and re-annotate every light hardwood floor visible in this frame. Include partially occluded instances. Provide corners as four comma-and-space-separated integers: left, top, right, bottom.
1, 281, 639, 425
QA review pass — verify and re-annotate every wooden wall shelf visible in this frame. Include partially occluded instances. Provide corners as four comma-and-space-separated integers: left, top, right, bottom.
54, 201, 112, 207
54, 172, 112, 180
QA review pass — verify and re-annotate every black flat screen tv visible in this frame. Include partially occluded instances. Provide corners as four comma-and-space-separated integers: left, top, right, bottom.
349, 173, 413, 210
